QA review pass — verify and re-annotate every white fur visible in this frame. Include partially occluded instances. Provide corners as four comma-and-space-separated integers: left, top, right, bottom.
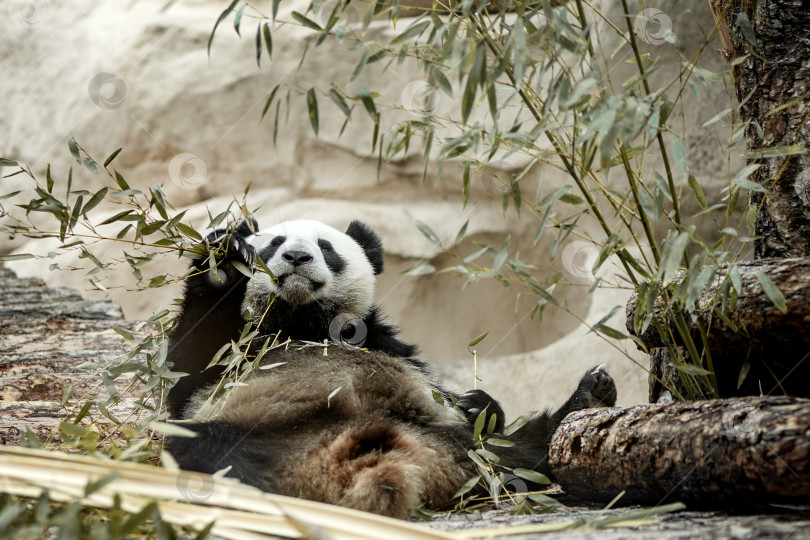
242, 220, 376, 320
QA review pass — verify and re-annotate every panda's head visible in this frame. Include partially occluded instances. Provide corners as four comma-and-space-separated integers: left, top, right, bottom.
242, 219, 384, 323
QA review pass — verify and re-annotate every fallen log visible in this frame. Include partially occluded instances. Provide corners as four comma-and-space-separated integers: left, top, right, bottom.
626, 258, 810, 351
625, 258, 810, 399
549, 396, 810, 505
0, 267, 141, 445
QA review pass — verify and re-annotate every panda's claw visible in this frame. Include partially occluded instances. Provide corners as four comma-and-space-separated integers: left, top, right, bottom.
456, 389, 506, 433
235, 217, 260, 238
201, 219, 259, 269
574, 366, 617, 408
589, 363, 607, 375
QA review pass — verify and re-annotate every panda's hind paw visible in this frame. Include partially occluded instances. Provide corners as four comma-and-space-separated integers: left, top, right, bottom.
574, 365, 617, 408
457, 389, 506, 434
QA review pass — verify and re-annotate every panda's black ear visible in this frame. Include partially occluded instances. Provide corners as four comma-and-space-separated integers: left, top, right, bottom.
346, 220, 384, 275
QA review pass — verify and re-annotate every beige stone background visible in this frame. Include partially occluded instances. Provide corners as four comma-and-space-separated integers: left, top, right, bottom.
0, 0, 739, 417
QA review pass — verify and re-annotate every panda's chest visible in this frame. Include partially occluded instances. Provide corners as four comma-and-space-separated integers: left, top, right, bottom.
205, 347, 455, 429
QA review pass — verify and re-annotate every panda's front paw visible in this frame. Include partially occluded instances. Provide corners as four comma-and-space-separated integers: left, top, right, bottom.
457, 389, 505, 434
573, 364, 617, 408
202, 218, 258, 268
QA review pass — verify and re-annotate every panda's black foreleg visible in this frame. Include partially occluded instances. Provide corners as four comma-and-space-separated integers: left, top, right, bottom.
166, 218, 259, 418
487, 365, 616, 486
166, 420, 277, 493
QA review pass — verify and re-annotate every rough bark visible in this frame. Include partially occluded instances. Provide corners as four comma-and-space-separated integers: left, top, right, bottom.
549, 396, 810, 505
0, 267, 139, 445
709, 0, 810, 258
626, 258, 810, 399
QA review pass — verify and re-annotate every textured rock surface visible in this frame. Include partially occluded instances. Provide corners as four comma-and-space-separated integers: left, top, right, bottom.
0, 0, 739, 412
0, 268, 142, 445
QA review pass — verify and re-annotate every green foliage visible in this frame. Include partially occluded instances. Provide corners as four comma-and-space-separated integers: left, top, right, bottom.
0, 0, 785, 524
202, 0, 776, 401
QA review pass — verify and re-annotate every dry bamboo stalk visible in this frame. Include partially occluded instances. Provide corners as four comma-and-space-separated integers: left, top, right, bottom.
0, 445, 452, 540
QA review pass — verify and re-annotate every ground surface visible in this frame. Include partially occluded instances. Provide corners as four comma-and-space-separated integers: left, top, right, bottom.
2, 266, 809, 539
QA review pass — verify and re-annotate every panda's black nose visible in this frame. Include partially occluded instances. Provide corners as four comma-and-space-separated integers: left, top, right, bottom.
282, 250, 314, 266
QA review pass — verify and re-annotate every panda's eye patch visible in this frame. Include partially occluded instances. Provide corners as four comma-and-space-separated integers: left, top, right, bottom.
318, 239, 346, 273
258, 235, 287, 261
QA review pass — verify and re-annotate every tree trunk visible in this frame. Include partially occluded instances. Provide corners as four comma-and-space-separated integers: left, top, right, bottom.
549, 396, 810, 505
709, 0, 810, 258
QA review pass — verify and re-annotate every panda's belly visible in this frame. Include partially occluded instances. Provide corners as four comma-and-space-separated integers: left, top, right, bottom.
185, 346, 462, 430
182, 346, 475, 514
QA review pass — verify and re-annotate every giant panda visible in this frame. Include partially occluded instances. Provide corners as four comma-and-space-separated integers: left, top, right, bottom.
164, 217, 617, 517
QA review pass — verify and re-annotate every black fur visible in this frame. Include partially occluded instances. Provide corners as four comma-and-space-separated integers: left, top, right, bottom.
164, 217, 617, 515
345, 220, 384, 275
170, 421, 277, 489
317, 239, 347, 274
165, 224, 255, 418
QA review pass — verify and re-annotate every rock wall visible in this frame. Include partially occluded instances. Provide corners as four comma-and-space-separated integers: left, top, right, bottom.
0, 0, 738, 415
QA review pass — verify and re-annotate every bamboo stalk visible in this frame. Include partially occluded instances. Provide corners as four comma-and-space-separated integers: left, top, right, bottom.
0, 445, 452, 540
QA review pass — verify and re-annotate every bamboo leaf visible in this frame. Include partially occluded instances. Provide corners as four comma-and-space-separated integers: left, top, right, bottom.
484, 438, 514, 447
0, 253, 34, 261
389, 20, 430, 47
255, 23, 262, 66
82, 187, 108, 216
504, 411, 533, 436
467, 331, 488, 347
414, 220, 441, 246
306, 88, 319, 135
233, 5, 245, 36
745, 145, 808, 159
208, 0, 240, 56
452, 475, 481, 499
432, 69, 452, 97
112, 326, 135, 341
357, 87, 379, 121
114, 171, 130, 190
351, 50, 370, 82
513, 468, 552, 485
659, 231, 690, 284
103, 148, 122, 167
260, 84, 280, 121
455, 219, 469, 246
687, 171, 707, 209
403, 264, 435, 275
462, 161, 471, 209
756, 272, 787, 313
593, 323, 629, 340
328, 88, 352, 118
461, 71, 477, 124
292, 11, 323, 32
263, 23, 273, 60
672, 362, 713, 376
67, 137, 81, 163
